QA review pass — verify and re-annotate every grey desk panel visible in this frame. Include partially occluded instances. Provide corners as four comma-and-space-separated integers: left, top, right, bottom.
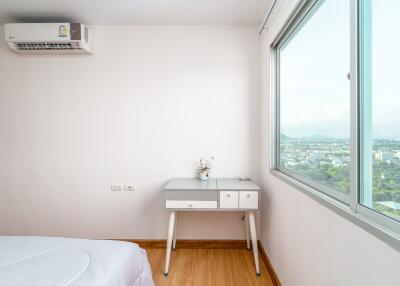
165, 190, 218, 201
163, 208, 257, 212
165, 178, 218, 191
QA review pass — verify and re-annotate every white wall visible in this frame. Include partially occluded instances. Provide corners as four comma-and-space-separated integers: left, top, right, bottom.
0, 25, 260, 239
259, 1, 400, 286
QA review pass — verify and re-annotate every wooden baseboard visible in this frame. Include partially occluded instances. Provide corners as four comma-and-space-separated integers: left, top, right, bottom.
118, 239, 249, 249
258, 240, 281, 286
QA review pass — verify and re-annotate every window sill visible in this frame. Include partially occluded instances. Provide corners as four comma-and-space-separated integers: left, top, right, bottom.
269, 169, 400, 252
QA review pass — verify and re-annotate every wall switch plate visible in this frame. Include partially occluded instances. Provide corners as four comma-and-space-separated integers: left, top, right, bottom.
111, 184, 124, 191
124, 185, 136, 191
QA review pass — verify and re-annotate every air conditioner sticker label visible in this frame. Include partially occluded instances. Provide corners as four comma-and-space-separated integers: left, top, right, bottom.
58, 25, 67, 37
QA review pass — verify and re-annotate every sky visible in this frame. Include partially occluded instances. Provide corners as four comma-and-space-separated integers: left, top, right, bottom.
371, 0, 400, 139
279, 0, 400, 139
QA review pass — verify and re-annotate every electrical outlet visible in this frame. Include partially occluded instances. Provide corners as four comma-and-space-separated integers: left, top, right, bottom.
124, 185, 136, 191
111, 184, 124, 191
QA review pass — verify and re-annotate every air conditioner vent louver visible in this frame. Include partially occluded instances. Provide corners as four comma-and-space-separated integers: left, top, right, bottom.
4, 23, 92, 55
15, 42, 81, 50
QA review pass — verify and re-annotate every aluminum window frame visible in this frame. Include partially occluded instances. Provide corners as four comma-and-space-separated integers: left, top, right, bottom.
357, 0, 400, 234
269, 0, 400, 249
271, 0, 351, 205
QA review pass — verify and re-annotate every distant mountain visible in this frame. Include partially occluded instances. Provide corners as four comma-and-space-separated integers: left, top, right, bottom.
374, 134, 400, 141
280, 134, 292, 141
308, 134, 335, 140
280, 133, 347, 140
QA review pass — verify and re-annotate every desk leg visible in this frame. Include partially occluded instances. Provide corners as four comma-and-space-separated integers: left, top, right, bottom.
248, 211, 260, 276
244, 212, 250, 250
173, 211, 178, 250
164, 210, 176, 276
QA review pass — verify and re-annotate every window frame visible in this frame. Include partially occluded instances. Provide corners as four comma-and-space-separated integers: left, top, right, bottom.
271, 0, 351, 204
357, 0, 400, 235
269, 0, 400, 249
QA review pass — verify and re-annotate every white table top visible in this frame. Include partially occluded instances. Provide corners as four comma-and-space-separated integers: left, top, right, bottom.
165, 178, 260, 191
217, 179, 260, 191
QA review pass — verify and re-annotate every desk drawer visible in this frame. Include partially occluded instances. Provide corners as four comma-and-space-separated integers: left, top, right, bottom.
219, 191, 239, 209
166, 200, 217, 209
239, 191, 258, 209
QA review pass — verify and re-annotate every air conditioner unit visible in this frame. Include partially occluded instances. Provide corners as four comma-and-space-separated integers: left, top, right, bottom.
4, 23, 93, 55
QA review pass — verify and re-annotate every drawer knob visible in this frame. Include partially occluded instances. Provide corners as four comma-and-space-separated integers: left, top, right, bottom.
188, 204, 193, 207
247, 194, 251, 198
227, 194, 231, 198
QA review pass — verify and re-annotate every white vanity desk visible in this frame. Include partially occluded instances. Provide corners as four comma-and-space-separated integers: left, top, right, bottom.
164, 178, 260, 276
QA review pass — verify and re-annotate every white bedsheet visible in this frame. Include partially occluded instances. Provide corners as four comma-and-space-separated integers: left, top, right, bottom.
0, 236, 154, 286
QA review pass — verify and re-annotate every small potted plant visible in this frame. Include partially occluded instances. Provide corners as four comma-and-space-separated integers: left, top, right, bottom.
198, 158, 210, 181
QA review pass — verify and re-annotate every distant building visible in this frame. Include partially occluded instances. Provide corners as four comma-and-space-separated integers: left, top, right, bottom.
332, 158, 344, 167
376, 201, 400, 211
374, 151, 394, 162
284, 161, 298, 168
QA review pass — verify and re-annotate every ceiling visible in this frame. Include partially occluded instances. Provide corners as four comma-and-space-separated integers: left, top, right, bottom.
0, 0, 270, 25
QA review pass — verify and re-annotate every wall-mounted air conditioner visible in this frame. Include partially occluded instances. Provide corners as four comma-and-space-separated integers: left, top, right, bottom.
4, 23, 93, 55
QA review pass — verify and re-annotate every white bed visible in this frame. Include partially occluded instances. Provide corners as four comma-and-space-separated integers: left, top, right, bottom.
0, 236, 154, 286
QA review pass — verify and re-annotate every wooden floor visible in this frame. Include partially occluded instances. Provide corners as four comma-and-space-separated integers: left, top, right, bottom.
144, 248, 275, 286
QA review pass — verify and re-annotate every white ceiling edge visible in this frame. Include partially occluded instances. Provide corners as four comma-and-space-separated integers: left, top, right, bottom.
0, 0, 272, 26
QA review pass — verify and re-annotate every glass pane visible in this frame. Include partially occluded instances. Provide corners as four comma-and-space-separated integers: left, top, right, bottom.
360, 0, 400, 221
279, 0, 350, 193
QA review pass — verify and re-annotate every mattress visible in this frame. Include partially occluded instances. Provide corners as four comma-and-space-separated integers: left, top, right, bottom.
0, 236, 154, 286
